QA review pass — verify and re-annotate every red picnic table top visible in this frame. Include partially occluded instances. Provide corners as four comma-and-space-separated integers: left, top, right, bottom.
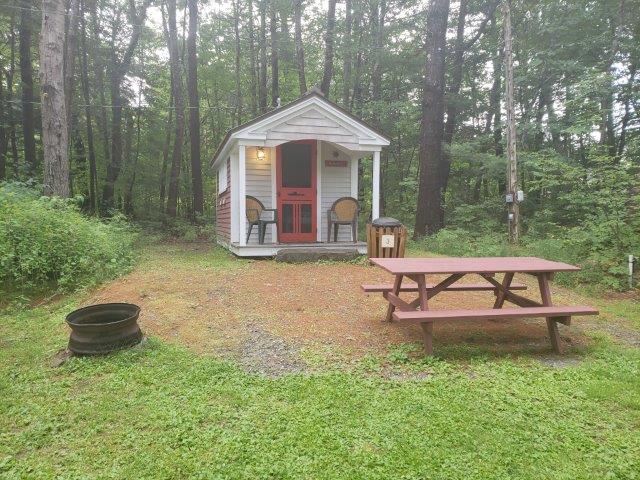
370, 256, 581, 275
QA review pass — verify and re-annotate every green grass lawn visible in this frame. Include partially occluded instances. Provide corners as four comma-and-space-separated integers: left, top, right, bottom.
1, 244, 639, 479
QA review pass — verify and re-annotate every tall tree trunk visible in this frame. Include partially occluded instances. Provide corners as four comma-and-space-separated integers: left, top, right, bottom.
40, 0, 70, 197
233, 0, 243, 125
159, 92, 173, 207
370, 0, 386, 116
20, 0, 37, 176
443, 0, 468, 147
617, 62, 636, 157
503, 1, 519, 243
270, 3, 280, 106
187, 0, 203, 217
413, 0, 449, 238
64, 0, 80, 132
601, 0, 625, 156
0, 69, 6, 181
79, 5, 98, 213
124, 103, 141, 215
320, 0, 337, 97
258, 0, 268, 112
89, 2, 110, 167
350, 6, 365, 113
7, 23, 20, 176
440, 0, 495, 210
485, 28, 503, 156
165, 0, 185, 218
101, 0, 150, 210
342, 0, 352, 107
294, 0, 307, 95
248, 0, 258, 115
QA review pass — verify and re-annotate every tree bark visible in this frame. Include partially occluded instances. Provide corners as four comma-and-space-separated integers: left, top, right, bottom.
79, 4, 98, 213
40, 0, 70, 197
503, 1, 519, 243
232, 0, 243, 125
370, 0, 386, 116
270, 3, 280, 106
89, 1, 110, 167
258, 0, 268, 112
124, 103, 141, 215
443, 0, 468, 147
414, 0, 450, 238
294, 0, 307, 95
485, 26, 503, 156
617, 62, 636, 157
7, 23, 20, 176
440, 0, 496, 206
342, 0, 352, 107
159, 91, 173, 207
187, 0, 203, 217
601, 0, 625, 156
0, 68, 6, 181
320, 0, 337, 97
101, 0, 150, 210
248, 0, 258, 115
165, 0, 185, 218
20, 0, 38, 176
64, 0, 80, 133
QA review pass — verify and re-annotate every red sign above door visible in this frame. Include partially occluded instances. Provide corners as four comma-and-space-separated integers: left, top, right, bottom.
325, 159, 348, 167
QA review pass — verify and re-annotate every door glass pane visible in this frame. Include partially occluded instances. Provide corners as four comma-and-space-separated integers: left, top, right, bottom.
282, 144, 312, 188
300, 204, 312, 233
282, 204, 294, 233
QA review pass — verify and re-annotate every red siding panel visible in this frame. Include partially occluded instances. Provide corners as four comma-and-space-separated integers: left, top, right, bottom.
216, 158, 231, 243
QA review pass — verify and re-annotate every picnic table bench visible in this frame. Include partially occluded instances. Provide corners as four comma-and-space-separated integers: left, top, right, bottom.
363, 257, 599, 356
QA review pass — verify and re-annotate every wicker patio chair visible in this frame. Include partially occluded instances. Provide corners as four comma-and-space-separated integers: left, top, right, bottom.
327, 197, 360, 243
246, 196, 277, 244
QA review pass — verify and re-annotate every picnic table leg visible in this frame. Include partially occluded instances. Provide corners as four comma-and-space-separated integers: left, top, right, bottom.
493, 272, 514, 308
538, 272, 562, 354
416, 275, 434, 356
384, 274, 403, 322
420, 323, 434, 356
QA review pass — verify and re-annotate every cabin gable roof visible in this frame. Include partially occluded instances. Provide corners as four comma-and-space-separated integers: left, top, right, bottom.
211, 90, 390, 168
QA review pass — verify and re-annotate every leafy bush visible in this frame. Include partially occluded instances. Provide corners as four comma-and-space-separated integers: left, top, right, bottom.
417, 224, 639, 291
0, 182, 137, 297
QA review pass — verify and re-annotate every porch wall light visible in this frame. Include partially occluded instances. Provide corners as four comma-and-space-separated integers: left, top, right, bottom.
257, 147, 266, 161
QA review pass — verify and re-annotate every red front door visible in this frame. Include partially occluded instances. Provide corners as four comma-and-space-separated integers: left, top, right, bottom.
276, 140, 317, 243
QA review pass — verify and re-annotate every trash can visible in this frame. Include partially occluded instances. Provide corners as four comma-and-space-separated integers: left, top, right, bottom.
366, 217, 407, 259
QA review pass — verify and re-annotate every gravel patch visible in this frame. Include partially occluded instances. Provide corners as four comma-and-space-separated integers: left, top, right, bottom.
237, 324, 306, 377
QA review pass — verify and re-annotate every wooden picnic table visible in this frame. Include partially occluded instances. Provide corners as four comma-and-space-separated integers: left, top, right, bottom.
362, 257, 598, 356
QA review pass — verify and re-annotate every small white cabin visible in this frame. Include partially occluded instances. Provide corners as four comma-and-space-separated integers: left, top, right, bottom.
211, 89, 390, 257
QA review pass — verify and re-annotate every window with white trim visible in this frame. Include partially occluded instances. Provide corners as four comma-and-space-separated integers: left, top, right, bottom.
218, 159, 228, 194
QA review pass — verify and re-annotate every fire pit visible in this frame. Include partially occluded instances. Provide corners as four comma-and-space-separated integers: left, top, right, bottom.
66, 303, 143, 355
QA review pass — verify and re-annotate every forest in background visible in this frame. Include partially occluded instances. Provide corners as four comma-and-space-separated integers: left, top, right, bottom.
0, 0, 639, 289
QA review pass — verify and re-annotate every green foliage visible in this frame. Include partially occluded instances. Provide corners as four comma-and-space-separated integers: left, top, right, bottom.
417, 146, 640, 291
138, 218, 217, 242
0, 183, 136, 298
417, 222, 639, 291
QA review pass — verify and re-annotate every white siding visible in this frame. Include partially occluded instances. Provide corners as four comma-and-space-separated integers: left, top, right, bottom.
245, 147, 274, 244
321, 146, 355, 242
265, 107, 360, 150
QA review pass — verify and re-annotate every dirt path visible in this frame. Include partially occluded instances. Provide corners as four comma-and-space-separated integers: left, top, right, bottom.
83, 242, 639, 372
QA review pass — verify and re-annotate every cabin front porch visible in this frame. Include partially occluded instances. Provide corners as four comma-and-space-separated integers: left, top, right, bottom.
212, 90, 390, 257
224, 139, 376, 258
